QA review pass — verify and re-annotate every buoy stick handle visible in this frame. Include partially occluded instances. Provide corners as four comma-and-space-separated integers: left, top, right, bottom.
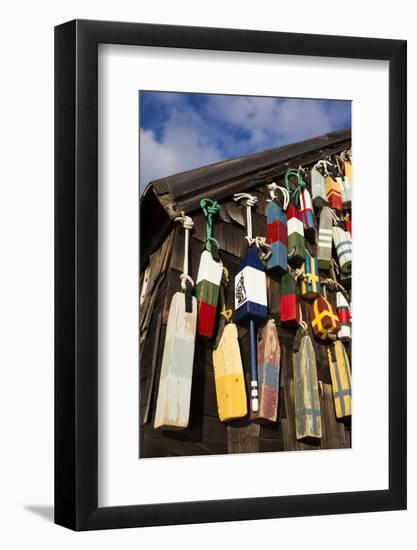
249, 319, 259, 413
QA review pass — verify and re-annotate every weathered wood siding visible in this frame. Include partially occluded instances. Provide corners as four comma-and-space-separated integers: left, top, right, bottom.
140, 171, 352, 457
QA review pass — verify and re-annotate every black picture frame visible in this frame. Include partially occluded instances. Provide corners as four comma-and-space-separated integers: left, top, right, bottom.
55, 19, 407, 531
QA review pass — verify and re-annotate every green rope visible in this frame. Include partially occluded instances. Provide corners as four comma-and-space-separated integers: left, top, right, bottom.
284, 168, 307, 206
200, 198, 220, 253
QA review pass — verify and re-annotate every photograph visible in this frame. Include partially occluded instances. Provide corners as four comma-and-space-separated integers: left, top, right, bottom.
139, 91, 352, 458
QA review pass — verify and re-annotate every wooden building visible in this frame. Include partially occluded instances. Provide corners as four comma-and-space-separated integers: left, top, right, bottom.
140, 128, 352, 458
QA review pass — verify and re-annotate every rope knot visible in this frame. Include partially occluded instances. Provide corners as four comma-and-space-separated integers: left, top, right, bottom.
266, 182, 290, 211
289, 265, 305, 283
200, 198, 221, 254
246, 196, 257, 208
314, 159, 333, 176
254, 236, 272, 262
174, 212, 194, 231
234, 192, 258, 208
284, 168, 307, 206
175, 212, 194, 294
220, 308, 233, 323
200, 198, 220, 217
234, 193, 258, 245
179, 273, 194, 291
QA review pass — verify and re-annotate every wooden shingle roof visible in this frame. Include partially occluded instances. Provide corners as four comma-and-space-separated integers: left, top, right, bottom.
141, 128, 351, 266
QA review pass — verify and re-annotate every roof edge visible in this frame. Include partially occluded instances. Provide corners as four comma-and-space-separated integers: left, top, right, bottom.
143, 128, 351, 219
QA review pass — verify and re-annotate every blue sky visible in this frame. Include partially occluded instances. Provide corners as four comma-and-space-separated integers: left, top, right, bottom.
139, 91, 351, 192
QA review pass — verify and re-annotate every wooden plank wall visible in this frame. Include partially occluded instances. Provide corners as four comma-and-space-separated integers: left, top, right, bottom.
140, 179, 352, 458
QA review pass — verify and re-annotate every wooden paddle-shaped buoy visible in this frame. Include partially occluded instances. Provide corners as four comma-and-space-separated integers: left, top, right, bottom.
212, 268, 247, 422
251, 319, 281, 423
333, 226, 352, 273
234, 193, 268, 413
317, 206, 333, 270
327, 340, 352, 418
265, 183, 289, 275
300, 252, 321, 300
293, 321, 322, 440
154, 213, 197, 430
280, 271, 300, 326
195, 198, 223, 339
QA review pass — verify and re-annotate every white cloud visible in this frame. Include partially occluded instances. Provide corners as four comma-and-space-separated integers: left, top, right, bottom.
140, 124, 221, 191
140, 94, 350, 192
207, 96, 337, 150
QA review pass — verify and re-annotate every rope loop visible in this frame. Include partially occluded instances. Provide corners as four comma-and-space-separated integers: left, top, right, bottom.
174, 212, 194, 231
266, 182, 290, 211
288, 265, 305, 283
200, 198, 221, 218
340, 149, 352, 163
298, 303, 308, 333
220, 308, 233, 323
205, 235, 220, 251
321, 277, 350, 304
254, 236, 272, 262
234, 193, 258, 244
289, 265, 305, 283
174, 212, 194, 292
284, 168, 307, 207
329, 208, 341, 226
179, 273, 194, 291
313, 158, 333, 176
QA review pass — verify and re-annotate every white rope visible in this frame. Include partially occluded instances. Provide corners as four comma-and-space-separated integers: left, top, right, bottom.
298, 303, 308, 333
234, 193, 258, 245
340, 149, 352, 163
335, 155, 344, 177
313, 159, 333, 176
254, 236, 272, 261
297, 165, 307, 177
266, 182, 290, 211
330, 208, 341, 226
174, 212, 194, 291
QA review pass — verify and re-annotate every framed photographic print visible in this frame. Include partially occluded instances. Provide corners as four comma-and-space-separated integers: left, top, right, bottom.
55, 20, 407, 530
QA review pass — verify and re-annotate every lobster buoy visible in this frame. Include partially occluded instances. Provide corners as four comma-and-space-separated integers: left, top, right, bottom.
293, 323, 322, 440
154, 214, 197, 430
327, 341, 352, 418
300, 252, 321, 300
234, 193, 268, 413
265, 183, 289, 275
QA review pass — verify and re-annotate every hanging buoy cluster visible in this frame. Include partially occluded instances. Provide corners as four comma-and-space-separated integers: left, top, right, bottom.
153, 148, 353, 438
